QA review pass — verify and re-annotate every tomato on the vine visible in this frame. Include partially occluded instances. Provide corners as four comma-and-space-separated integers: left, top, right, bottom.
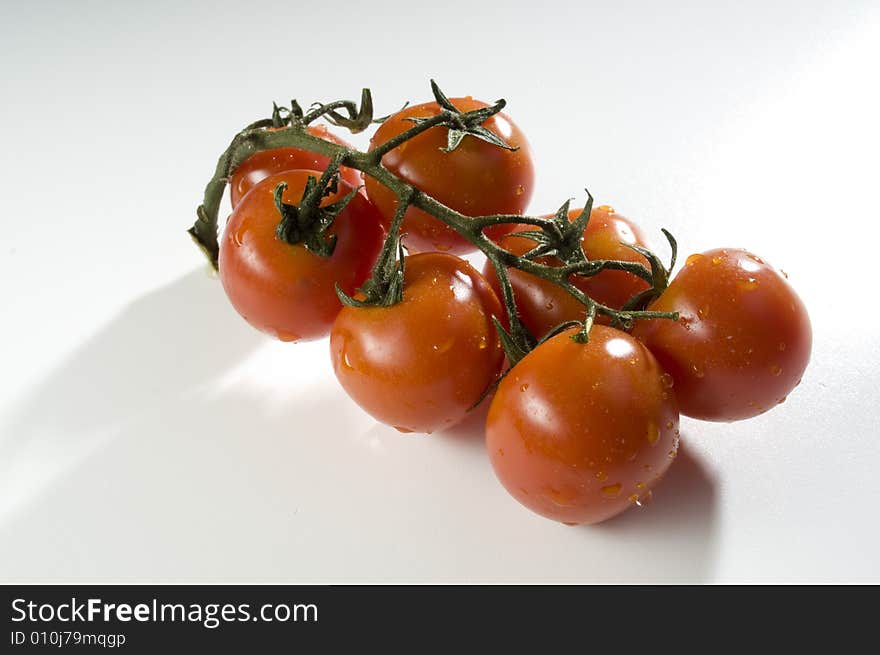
219, 169, 385, 342
329, 253, 504, 433
632, 248, 811, 422
229, 124, 361, 207
483, 205, 651, 339
486, 326, 680, 525
365, 97, 534, 255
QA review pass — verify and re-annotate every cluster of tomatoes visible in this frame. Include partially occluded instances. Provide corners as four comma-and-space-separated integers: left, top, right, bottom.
209, 90, 811, 526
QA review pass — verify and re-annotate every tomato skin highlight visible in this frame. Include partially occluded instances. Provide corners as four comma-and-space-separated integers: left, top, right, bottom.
632, 248, 812, 422
329, 253, 505, 434
365, 97, 535, 255
482, 205, 651, 338
486, 326, 680, 525
219, 170, 385, 342
229, 125, 361, 207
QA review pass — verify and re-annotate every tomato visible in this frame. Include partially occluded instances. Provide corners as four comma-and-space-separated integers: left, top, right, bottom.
631, 248, 811, 422
329, 253, 505, 433
365, 96, 534, 254
486, 326, 680, 525
229, 125, 361, 207
482, 205, 651, 338
219, 169, 385, 342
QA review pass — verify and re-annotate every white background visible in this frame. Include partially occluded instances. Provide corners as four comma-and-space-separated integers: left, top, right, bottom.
1, 0, 878, 583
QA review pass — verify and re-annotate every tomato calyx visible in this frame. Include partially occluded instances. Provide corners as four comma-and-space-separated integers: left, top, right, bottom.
272, 162, 358, 257
404, 80, 517, 153
617, 228, 679, 317
336, 191, 414, 308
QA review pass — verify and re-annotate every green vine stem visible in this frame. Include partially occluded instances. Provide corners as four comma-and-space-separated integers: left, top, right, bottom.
190, 82, 679, 357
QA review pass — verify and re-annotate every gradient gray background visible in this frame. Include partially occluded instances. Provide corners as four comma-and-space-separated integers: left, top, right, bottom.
1, 0, 878, 582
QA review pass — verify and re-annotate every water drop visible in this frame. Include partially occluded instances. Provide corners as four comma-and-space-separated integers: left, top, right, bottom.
711, 255, 722, 265
497, 448, 504, 457
394, 426, 414, 434
636, 490, 653, 507
276, 330, 301, 342
628, 494, 640, 504
636, 481, 646, 490
738, 277, 759, 291
601, 483, 622, 498
697, 305, 710, 320
478, 336, 488, 349
595, 471, 608, 481
685, 253, 704, 267
665, 420, 674, 430
691, 363, 705, 378
642, 464, 653, 472
779, 342, 787, 351
520, 383, 530, 392
770, 364, 782, 376
515, 185, 525, 196
646, 421, 660, 445
660, 373, 674, 388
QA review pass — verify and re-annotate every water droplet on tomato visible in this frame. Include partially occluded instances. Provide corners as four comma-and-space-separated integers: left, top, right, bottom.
601, 483, 622, 498
595, 471, 608, 481
770, 364, 782, 376
276, 330, 301, 342
697, 305, 710, 320
779, 342, 787, 351
520, 383, 529, 392
660, 373, 674, 388
711, 255, 722, 265
636, 490, 653, 507
515, 185, 525, 196
628, 494, 640, 504
394, 426, 415, 434
691, 363, 705, 378
738, 277, 759, 291
646, 421, 660, 445
686, 253, 704, 267
636, 481, 646, 490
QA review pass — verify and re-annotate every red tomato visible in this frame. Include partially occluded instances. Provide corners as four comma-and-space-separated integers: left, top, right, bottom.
329, 253, 505, 433
229, 125, 361, 207
632, 248, 811, 421
219, 169, 385, 342
365, 96, 534, 254
482, 205, 651, 338
486, 326, 680, 525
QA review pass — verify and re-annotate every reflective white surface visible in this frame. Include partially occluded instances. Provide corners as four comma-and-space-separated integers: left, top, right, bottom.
1, 0, 878, 583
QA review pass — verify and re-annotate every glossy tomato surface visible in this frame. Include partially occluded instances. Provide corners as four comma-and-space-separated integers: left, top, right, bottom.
219, 169, 384, 342
365, 97, 534, 254
487, 326, 680, 525
330, 253, 505, 433
230, 125, 361, 207
632, 248, 811, 421
483, 205, 651, 338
